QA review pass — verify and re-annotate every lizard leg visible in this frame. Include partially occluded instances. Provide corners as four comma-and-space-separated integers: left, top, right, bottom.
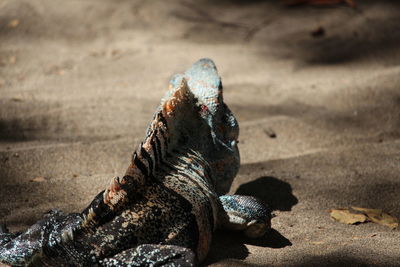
100, 244, 196, 267
219, 195, 272, 238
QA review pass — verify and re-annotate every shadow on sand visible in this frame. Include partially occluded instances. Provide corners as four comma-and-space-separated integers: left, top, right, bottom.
205, 176, 297, 265
205, 228, 291, 265
235, 176, 298, 211
288, 250, 400, 267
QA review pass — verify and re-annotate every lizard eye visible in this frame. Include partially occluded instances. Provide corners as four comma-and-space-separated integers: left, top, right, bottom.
200, 104, 208, 113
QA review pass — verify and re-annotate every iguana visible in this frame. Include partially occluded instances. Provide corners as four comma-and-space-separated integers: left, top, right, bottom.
0, 59, 271, 266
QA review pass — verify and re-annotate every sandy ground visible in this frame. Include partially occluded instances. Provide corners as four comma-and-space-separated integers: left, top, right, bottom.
1, 0, 400, 266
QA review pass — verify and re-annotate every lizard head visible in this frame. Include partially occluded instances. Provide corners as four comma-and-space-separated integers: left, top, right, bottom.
158, 58, 240, 195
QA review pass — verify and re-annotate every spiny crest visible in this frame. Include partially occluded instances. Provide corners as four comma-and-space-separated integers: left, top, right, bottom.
103, 77, 196, 211
161, 77, 194, 118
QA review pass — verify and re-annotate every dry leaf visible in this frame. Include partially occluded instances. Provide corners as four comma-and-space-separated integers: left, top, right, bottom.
352, 207, 399, 229
310, 241, 325, 245
11, 96, 23, 102
7, 19, 20, 28
330, 208, 368, 225
30, 177, 46, 182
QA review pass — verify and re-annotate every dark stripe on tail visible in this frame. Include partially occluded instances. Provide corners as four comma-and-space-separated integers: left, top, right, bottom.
140, 146, 154, 176
153, 132, 163, 163
133, 151, 149, 176
150, 138, 160, 169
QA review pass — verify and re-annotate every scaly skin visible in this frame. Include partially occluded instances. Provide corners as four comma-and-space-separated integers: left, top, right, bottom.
0, 59, 271, 266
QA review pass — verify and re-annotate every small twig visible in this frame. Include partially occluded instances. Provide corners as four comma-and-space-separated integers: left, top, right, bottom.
175, 1, 247, 29
244, 18, 273, 42
175, 1, 274, 42
284, 0, 356, 8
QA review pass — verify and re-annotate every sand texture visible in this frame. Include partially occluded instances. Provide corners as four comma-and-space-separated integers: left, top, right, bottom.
1, 0, 400, 266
